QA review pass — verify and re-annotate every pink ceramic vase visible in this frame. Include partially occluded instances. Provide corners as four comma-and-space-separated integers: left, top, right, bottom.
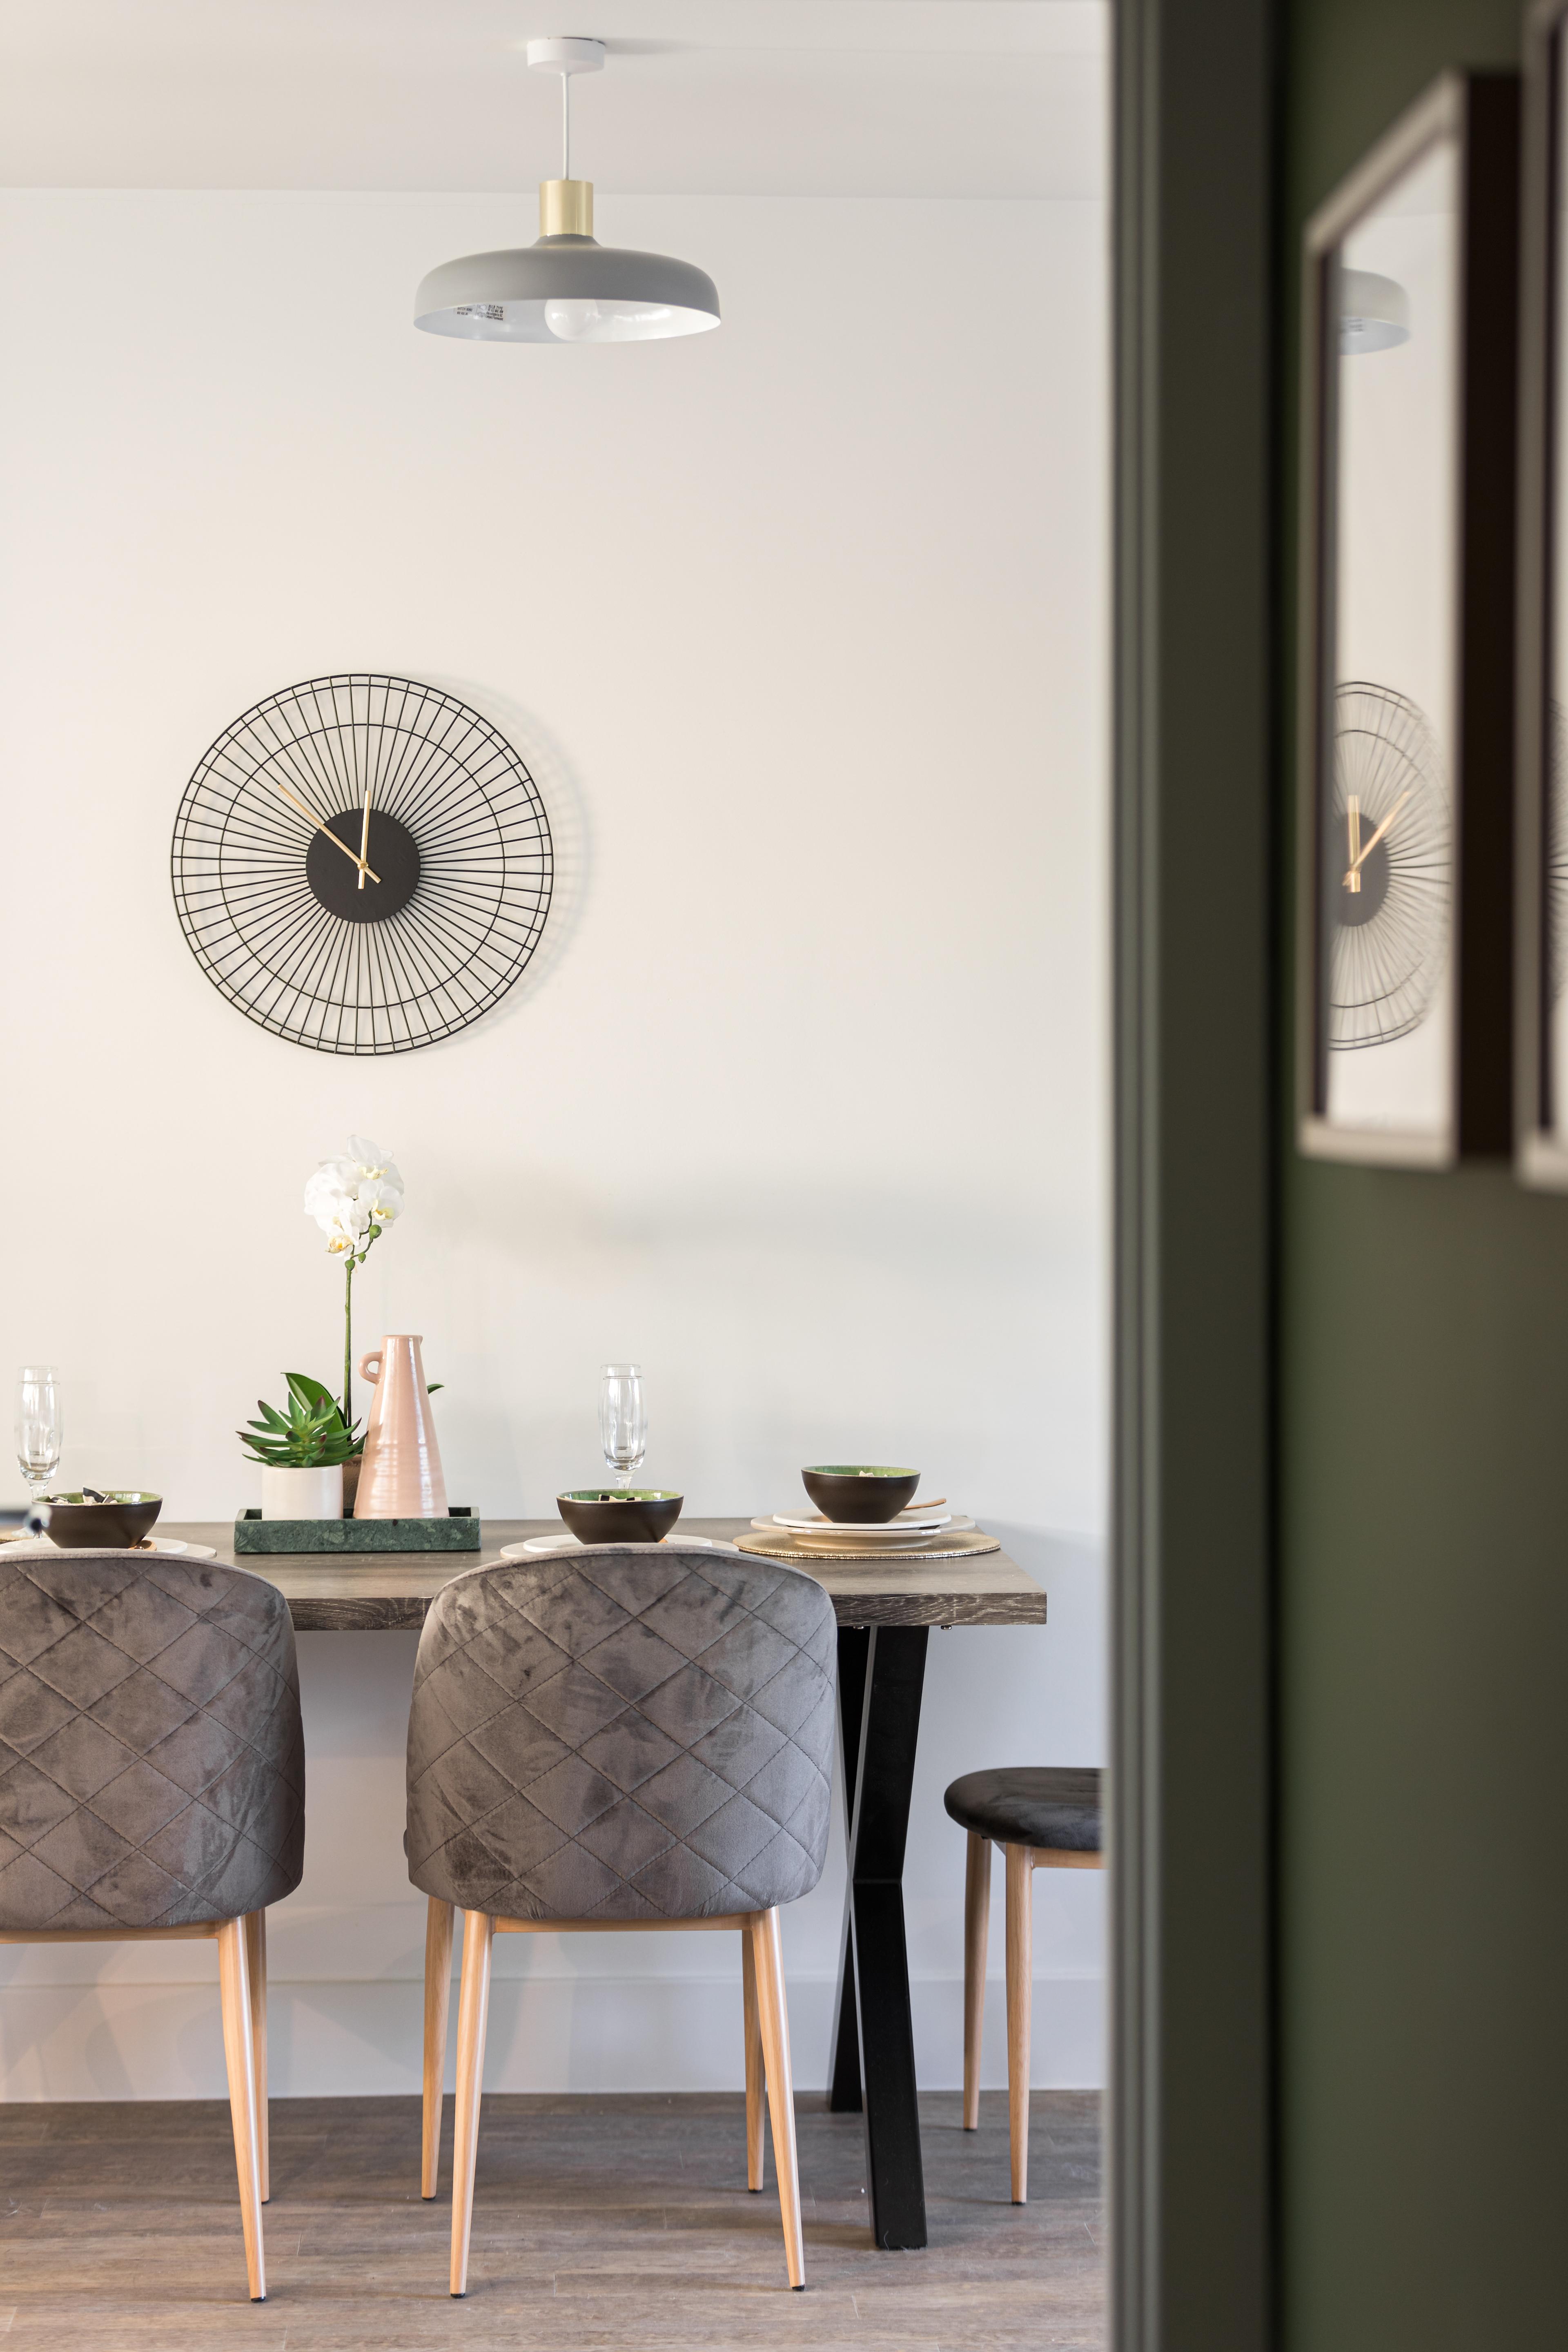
353, 1335, 448, 1519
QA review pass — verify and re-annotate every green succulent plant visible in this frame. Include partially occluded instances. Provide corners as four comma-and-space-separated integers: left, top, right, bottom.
239, 1372, 363, 1468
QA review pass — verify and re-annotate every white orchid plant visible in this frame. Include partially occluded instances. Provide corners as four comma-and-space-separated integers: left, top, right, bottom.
303, 1136, 405, 1425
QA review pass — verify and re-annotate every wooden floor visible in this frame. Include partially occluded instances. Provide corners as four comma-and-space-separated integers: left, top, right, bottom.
0, 2090, 1104, 2351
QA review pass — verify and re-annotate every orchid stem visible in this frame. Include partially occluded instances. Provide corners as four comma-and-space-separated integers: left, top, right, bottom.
343, 1257, 354, 1426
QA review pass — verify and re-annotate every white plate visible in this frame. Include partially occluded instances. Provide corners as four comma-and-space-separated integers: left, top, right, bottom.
771, 1511, 953, 1534
501, 1533, 739, 1559
0, 1535, 218, 1560
755, 1514, 973, 1541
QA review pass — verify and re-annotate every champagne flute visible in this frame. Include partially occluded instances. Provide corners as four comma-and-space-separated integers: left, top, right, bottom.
16, 1365, 62, 1506
599, 1363, 647, 1490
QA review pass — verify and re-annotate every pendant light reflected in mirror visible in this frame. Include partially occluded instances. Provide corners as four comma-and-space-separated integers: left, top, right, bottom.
1340, 267, 1410, 353
414, 36, 721, 345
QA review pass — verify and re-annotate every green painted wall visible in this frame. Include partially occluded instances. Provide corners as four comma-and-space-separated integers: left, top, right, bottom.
1282, 5, 1568, 2349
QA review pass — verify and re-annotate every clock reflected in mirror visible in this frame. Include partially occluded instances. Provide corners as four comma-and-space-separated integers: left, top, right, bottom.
171, 675, 552, 1054
1548, 699, 1568, 1003
1324, 681, 1450, 1051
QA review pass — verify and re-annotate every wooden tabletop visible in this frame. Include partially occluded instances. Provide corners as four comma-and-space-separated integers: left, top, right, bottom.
163, 1519, 1049, 1633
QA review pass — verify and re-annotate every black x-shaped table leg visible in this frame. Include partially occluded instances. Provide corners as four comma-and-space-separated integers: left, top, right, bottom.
827, 1623, 929, 2249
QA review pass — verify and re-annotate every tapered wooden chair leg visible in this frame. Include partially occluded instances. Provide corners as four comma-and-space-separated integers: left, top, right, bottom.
749, 1907, 805, 2289
422, 1898, 455, 2199
217, 1915, 266, 2300
1004, 1843, 1033, 2204
741, 1924, 766, 2190
243, 1909, 270, 2203
449, 1911, 494, 2296
963, 1831, 991, 2130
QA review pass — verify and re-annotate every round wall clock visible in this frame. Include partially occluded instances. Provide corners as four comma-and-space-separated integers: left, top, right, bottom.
171, 675, 552, 1054
1325, 681, 1449, 1051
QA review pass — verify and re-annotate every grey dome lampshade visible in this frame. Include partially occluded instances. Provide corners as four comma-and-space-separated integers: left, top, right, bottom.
414, 235, 720, 345
414, 36, 720, 346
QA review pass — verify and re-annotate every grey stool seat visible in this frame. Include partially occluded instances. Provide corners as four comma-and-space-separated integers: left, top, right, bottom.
944, 1761, 1104, 2205
943, 1766, 1102, 1857
407, 1544, 837, 2296
0, 1548, 305, 2300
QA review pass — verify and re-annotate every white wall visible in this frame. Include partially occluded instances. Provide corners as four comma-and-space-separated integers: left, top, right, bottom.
0, 189, 1108, 2097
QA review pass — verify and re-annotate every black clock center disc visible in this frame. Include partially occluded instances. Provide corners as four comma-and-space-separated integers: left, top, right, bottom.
1335, 827, 1390, 927
307, 809, 421, 922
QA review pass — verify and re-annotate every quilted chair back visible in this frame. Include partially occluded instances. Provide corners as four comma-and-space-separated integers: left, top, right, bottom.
0, 1550, 305, 1932
406, 1545, 838, 1920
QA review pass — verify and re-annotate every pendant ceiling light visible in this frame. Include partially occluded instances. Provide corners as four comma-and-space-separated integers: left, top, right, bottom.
414, 36, 720, 345
1339, 267, 1410, 354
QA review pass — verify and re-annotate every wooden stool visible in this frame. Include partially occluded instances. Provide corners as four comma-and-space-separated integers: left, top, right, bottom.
942, 1766, 1103, 2203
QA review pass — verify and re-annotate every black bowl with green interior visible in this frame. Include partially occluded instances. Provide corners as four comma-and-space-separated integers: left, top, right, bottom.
558, 1489, 684, 1546
42, 1491, 162, 1549
801, 1465, 920, 1524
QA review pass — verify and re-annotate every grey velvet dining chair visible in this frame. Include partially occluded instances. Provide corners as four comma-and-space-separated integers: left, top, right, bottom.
0, 1547, 306, 2300
405, 1543, 837, 2296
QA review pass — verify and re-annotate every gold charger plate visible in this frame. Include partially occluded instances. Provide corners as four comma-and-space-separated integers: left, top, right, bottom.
736, 1528, 1001, 1564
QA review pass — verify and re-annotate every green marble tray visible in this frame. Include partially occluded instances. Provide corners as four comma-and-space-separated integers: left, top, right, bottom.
234, 1507, 480, 1555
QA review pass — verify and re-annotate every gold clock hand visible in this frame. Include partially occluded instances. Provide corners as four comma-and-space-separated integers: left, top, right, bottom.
1343, 788, 1411, 885
358, 772, 373, 893
1346, 795, 1362, 895
274, 781, 383, 886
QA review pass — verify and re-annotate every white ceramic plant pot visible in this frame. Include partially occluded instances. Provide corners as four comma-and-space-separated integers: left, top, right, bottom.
260, 1463, 343, 1521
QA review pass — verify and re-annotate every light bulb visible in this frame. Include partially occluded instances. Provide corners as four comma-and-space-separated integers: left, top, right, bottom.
545, 296, 679, 343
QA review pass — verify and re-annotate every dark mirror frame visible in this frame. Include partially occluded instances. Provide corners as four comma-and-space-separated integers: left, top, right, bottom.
1516, 3, 1568, 1187
1296, 72, 1520, 1168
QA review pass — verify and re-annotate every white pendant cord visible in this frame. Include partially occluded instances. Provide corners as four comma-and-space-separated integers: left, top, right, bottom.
527, 36, 602, 196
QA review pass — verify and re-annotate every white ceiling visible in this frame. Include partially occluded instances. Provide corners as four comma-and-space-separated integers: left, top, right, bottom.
0, 1, 1106, 198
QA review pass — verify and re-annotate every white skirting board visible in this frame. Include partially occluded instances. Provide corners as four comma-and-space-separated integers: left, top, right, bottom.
0, 1969, 1104, 2103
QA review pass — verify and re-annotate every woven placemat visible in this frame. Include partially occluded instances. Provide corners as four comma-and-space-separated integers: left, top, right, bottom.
736, 1529, 1001, 1564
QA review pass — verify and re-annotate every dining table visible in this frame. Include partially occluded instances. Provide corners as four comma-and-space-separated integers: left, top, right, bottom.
163, 1515, 1050, 2252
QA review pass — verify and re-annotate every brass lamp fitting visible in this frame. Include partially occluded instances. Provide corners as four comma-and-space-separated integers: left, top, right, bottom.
540, 179, 594, 239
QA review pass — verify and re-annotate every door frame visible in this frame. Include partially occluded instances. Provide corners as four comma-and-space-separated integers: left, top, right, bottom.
1111, 3, 1278, 2347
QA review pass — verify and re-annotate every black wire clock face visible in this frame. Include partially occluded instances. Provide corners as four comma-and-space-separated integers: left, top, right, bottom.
171, 675, 552, 1054
1325, 682, 1450, 1050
